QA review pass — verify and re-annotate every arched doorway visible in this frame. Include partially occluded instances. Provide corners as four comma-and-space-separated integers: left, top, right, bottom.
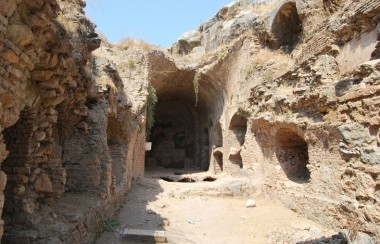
271, 2, 302, 53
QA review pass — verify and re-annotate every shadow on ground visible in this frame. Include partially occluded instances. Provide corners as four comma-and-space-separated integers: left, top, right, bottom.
96, 176, 166, 244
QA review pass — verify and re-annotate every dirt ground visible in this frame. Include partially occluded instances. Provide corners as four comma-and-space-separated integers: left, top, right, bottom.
96, 170, 344, 244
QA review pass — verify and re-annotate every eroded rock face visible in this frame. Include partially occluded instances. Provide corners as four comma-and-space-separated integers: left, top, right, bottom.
160, 0, 380, 241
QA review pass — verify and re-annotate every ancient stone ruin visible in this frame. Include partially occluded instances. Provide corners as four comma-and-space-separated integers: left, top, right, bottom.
0, 0, 379, 243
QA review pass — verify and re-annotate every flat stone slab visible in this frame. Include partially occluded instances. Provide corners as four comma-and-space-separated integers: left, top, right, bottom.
120, 228, 167, 243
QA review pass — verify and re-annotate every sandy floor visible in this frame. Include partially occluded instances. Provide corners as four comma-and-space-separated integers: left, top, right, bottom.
96, 170, 342, 244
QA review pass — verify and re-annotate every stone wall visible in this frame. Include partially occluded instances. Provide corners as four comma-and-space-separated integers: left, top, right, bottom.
227, 0, 380, 240
0, 0, 147, 242
0, 0, 95, 240
166, 0, 380, 241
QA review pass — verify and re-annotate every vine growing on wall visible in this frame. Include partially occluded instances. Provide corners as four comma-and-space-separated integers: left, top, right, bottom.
146, 85, 158, 141
193, 70, 201, 107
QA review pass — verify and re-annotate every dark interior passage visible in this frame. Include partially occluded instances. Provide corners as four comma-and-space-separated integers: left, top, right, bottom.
271, 2, 302, 53
275, 128, 310, 181
146, 58, 224, 172
147, 98, 197, 169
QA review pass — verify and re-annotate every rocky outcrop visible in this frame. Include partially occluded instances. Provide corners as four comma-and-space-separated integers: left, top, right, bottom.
170, 1, 266, 55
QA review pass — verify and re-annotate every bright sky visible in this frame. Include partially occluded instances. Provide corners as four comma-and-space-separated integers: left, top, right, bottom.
85, 0, 234, 48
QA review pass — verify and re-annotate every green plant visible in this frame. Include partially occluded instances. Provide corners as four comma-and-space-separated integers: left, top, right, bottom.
216, 50, 228, 62
146, 85, 158, 141
193, 70, 201, 107
104, 218, 120, 232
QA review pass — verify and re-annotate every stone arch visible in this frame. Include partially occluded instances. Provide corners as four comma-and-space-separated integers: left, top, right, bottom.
147, 56, 224, 172
271, 2, 302, 53
226, 113, 248, 173
275, 128, 310, 181
229, 113, 248, 146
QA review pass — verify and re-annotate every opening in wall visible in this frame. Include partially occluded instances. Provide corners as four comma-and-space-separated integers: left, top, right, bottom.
229, 114, 248, 146
229, 153, 243, 169
213, 151, 223, 173
275, 128, 310, 181
147, 98, 197, 169
271, 2, 302, 53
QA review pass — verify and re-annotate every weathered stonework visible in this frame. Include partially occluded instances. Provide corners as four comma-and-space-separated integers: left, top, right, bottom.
159, 0, 380, 241
0, 0, 146, 242
1, 0, 379, 243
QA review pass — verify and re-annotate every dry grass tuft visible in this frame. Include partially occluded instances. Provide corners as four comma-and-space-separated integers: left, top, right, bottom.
253, 48, 289, 65
116, 37, 161, 52
242, 0, 283, 16
242, 48, 293, 80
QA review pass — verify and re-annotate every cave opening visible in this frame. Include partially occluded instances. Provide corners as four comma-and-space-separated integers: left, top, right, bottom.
145, 67, 223, 173
275, 128, 310, 181
147, 98, 197, 169
271, 2, 302, 53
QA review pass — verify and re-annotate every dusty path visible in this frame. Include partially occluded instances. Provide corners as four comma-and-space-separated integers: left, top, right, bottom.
96, 171, 344, 244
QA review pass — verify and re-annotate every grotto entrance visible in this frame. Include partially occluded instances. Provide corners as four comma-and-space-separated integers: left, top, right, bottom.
145, 65, 223, 174
271, 2, 302, 53
146, 97, 199, 169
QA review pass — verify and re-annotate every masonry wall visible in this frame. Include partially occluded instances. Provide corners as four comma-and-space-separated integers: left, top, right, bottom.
198, 0, 380, 240
0, 0, 147, 242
